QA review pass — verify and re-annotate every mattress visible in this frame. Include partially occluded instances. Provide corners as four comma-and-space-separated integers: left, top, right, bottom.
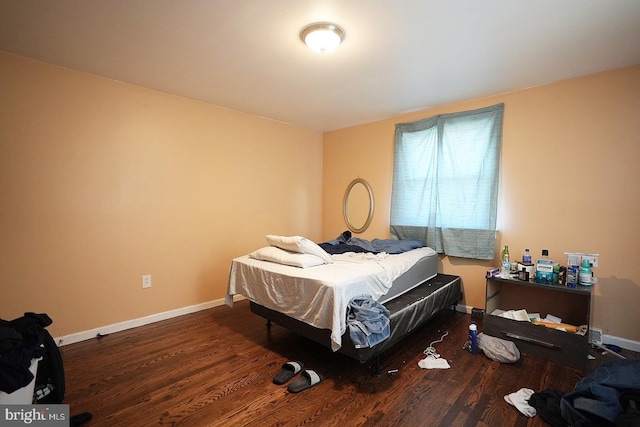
377, 253, 437, 304
226, 247, 438, 351
250, 274, 462, 363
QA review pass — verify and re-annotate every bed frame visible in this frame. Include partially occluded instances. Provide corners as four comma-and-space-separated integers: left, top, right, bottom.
250, 273, 462, 372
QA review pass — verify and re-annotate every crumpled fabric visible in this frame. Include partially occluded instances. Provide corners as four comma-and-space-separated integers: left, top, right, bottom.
477, 332, 520, 363
321, 230, 424, 255
529, 389, 567, 427
505, 388, 537, 417
561, 359, 640, 426
0, 313, 52, 394
418, 356, 450, 369
346, 295, 390, 348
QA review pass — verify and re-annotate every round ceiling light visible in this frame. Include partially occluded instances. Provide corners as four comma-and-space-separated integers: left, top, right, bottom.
300, 22, 345, 54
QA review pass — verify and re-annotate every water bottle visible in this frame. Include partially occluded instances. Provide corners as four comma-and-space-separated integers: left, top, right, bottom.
522, 248, 532, 264
468, 323, 478, 355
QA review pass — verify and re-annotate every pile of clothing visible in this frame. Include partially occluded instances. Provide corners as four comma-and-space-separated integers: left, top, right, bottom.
508, 359, 640, 426
346, 295, 390, 349
0, 312, 64, 403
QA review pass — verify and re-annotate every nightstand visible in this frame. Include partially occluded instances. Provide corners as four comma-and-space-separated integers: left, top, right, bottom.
484, 276, 593, 370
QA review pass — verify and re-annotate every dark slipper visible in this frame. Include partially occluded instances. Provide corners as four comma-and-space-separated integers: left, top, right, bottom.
70, 412, 93, 427
287, 369, 323, 393
273, 361, 304, 384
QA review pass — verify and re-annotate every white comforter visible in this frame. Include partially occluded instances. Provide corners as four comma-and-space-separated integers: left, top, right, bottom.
225, 246, 436, 351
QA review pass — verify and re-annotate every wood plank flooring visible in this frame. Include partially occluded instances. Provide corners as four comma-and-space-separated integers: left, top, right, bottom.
60, 300, 633, 426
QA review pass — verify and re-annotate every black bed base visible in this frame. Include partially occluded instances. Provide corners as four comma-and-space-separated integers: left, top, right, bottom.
249, 273, 462, 368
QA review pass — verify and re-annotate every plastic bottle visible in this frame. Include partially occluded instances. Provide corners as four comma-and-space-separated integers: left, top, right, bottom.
501, 245, 510, 278
579, 259, 593, 286
535, 249, 554, 284
553, 264, 560, 284
522, 248, 532, 264
468, 323, 478, 355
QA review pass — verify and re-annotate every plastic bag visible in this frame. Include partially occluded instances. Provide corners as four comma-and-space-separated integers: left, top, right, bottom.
477, 332, 520, 363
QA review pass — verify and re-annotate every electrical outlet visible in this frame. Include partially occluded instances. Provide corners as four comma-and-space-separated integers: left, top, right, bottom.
142, 274, 152, 288
566, 253, 582, 266
581, 254, 599, 268
565, 252, 599, 267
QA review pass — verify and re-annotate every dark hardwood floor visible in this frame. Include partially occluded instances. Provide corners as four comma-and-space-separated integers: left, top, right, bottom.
60, 300, 634, 426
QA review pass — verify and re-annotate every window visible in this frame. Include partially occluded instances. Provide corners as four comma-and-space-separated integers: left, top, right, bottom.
390, 103, 504, 259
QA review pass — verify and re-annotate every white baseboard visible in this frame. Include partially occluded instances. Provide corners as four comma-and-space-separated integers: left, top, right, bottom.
456, 304, 640, 353
601, 334, 640, 353
55, 295, 245, 347
457, 304, 473, 314
56, 298, 639, 354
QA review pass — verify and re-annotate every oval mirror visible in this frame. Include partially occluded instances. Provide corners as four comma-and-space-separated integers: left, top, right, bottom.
343, 178, 374, 234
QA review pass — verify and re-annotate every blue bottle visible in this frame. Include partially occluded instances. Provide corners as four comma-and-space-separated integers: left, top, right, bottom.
469, 323, 478, 355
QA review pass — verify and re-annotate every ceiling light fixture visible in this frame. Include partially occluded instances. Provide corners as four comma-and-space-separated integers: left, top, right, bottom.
300, 22, 345, 54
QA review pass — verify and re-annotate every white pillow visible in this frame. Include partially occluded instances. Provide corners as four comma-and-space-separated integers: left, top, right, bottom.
265, 235, 333, 264
249, 246, 326, 268
299, 239, 334, 264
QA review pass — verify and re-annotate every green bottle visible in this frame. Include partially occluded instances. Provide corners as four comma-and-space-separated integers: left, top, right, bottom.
501, 245, 510, 278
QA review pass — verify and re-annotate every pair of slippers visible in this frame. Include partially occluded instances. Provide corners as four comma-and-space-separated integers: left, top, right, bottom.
272, 361, 323, 393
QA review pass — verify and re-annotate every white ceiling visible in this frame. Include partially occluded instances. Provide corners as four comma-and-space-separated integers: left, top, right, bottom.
1, 1, 639, 131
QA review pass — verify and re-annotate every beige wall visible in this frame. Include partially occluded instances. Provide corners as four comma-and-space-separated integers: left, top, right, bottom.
2, 50, 638, 345
0, 52, 323, 337
323, 65, 640, 342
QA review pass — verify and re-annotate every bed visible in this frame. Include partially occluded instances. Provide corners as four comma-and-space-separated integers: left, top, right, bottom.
226, 236, 462, 367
